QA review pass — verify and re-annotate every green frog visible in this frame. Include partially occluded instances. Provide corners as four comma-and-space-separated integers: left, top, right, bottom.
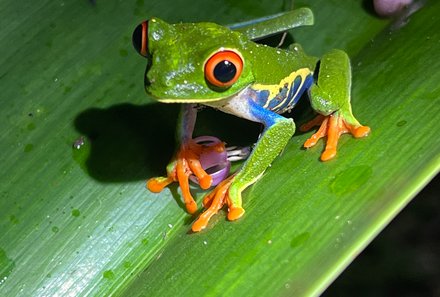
132, 8, 370, 232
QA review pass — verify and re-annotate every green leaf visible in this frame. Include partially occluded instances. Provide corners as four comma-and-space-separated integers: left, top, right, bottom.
0, 0, 439, 296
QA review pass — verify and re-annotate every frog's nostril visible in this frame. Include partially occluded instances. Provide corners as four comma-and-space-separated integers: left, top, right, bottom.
133, 21, 149, 57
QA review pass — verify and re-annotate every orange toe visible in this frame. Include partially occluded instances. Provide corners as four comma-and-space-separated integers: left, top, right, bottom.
191, 202, 222, 232
300, 114, 326, 132
198, 175, 213, 190
185, 201, 198, 214
191, 176, 235, 232
320, 148, 337, 161
192, 216, 209, 232
352, 125, 371, 138
304, 135, 319, 148
303, 113, 370, 161
227, 207, 245, 221
146, 177, 173, 193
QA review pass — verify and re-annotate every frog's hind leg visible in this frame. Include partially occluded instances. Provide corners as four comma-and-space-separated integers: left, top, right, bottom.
191, 99, 295, 232
301, 49, 370, 161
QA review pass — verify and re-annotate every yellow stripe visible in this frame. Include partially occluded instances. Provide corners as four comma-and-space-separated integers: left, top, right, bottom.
251, 68, 312, 109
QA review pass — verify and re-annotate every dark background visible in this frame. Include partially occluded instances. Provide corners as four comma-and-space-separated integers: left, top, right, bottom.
324, 174, 439, 297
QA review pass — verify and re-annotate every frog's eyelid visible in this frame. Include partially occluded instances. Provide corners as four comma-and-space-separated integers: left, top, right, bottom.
140, 21, 148, 57
132, 20, 149, 58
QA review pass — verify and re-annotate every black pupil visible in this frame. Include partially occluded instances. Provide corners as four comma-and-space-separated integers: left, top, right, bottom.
214, 60, 237, 83
132, 24, 143, 54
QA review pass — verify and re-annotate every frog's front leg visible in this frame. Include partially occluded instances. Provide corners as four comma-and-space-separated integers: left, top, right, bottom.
147, 104, 225, 214
192, 100, 295, 232
301, 49, 371, 161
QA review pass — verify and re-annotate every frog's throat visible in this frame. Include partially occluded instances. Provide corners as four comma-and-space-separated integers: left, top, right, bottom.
155, 87, 254, 122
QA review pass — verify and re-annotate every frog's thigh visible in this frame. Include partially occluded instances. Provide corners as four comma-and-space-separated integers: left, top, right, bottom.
309, 49, 352, 116
228, 102, 295, 210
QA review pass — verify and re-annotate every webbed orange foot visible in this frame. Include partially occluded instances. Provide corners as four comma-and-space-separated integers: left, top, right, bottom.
146, 140, 225, 214
300, 113, 370, 161
191, 175, 244, 232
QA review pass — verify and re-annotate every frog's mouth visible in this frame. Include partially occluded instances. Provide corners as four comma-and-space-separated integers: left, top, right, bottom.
155, 97, 232, 103
152, 86, 249, 104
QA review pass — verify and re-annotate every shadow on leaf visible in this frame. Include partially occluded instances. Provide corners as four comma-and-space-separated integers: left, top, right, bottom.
74, 103, 178, 182
73, 103, 261, 183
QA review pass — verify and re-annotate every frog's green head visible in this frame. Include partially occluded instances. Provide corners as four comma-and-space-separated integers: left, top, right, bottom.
132, 18, 255, 103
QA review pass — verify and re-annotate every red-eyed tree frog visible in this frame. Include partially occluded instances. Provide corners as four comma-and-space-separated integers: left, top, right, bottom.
132, 8, 370, 232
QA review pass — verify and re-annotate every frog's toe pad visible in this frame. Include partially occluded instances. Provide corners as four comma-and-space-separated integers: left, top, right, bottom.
320, 148, 337, 161
191, 219, 207, 232
228, 207, 245, 221
352, 125, 371, 138
146, 177, 173, 193
185, 201, 198, 214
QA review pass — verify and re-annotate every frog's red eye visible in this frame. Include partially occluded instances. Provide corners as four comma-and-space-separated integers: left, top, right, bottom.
204, 50, 243, 88
133, 21, 148, 57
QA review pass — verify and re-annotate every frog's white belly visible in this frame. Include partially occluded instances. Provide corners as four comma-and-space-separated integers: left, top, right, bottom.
204, 87, 258, 122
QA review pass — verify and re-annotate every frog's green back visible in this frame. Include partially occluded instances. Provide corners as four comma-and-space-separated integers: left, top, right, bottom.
245, 43, 316, 86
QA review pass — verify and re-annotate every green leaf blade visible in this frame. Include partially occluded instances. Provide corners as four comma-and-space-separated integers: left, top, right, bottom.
0, 0, 439, 297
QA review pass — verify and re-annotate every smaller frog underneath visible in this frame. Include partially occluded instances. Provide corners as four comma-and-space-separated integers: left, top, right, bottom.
132, 8, 370, 232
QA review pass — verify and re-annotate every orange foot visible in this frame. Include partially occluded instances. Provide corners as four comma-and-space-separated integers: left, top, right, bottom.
146, 140, 225, 214
300, 113, 370, 161
191, 175, 245, 232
